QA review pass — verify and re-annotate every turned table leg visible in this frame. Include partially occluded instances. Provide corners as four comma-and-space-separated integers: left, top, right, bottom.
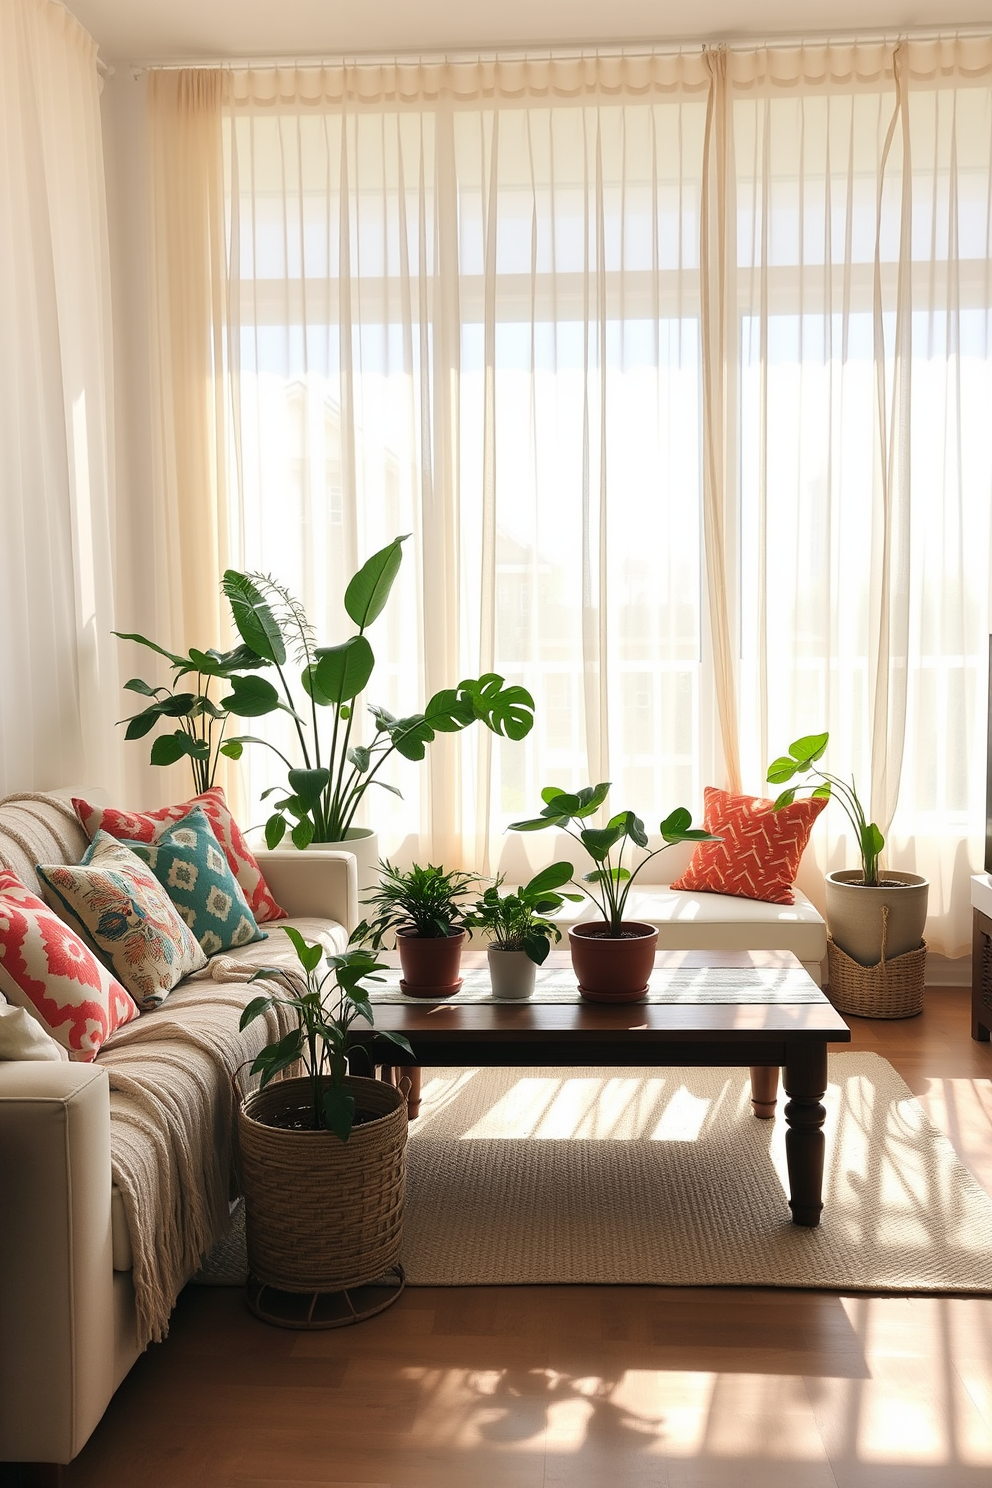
783, 1043, 828, 1227
379, 1064, 422, 1120
749, 1064, 779, 1119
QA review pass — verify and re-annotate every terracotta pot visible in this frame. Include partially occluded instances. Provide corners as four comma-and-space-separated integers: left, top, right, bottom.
487, 947, 537, 1000
568, 921, 658, 1003
825, 870, 929, 968
397, 928, 466, 997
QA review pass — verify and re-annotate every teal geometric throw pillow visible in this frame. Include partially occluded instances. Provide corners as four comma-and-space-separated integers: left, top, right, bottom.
118, 806, 266, 957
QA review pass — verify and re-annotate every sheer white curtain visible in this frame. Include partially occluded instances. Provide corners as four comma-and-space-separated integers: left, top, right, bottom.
732, 40, 992, 955
0, 0, 121, 797
220, 57, 716, 868
146, 42, 992, 955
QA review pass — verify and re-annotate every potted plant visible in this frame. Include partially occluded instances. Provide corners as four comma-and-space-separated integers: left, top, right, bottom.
767, 732, 928, 967
115, 634, 262, 789
465, 864, 579, 999
509, 784, 717, 1001
352, 861, 480, 997
237, 927, 414, 1325
215, 538, 536, 889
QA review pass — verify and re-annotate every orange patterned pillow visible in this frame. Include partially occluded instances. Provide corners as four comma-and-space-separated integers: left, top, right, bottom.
670, 786, 827, 905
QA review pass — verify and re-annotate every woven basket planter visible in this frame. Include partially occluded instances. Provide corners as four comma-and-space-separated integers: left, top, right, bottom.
827, 936, 927, 1019
238, 1074, 407, 1295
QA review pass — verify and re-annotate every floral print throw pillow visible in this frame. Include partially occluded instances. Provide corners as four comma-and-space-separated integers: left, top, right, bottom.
37, 834, 207, 1011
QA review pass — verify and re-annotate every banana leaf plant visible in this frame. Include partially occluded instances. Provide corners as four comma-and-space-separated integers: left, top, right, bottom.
509, 783, 718, 937
239, 928, 413, 1140
767, 731, 884, 886
219, 536, 537, 849
114, 634, 266, 794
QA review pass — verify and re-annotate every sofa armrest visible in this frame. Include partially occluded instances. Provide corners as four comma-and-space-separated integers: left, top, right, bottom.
0, 1062, 117, 1464
255, 849, 359, 935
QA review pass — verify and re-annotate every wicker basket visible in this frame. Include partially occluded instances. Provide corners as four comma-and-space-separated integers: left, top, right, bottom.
827, 935, 927, 1019
238, 1074, 407, 1294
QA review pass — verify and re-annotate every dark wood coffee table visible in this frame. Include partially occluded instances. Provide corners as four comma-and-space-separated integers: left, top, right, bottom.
362, 949, 850, 1228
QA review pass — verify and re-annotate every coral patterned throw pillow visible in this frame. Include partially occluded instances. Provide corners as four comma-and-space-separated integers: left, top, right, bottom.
0, 871, 138, 1060
670, 786, 828, 906
72, 786, 286, 923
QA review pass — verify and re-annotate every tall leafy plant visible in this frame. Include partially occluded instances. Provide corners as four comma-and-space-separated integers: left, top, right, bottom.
115, 634, 263, 793
239, 929, 413, 1140
767, 731, 884, 886
220, 536, 537, 848
509, 783, 717, 936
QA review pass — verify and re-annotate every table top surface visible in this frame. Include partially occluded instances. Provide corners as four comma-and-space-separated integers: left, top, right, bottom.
365, 949, 850, 1046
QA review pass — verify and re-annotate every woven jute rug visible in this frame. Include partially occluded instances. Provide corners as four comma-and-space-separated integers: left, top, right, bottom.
400, 1053, 992, 1293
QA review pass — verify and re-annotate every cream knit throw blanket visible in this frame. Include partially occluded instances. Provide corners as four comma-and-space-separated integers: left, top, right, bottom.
98, 919, 341, 1348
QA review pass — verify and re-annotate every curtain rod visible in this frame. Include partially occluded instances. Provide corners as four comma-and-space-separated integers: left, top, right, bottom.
125, 25, 992, 75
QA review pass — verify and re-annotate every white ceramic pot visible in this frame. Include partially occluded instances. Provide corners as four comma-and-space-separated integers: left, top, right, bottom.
487, 947, 537, 1000
824, 869, 929, 968
305, 828, 380, 896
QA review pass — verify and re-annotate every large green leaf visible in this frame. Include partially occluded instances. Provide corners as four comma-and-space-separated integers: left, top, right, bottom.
113, 631, 187, 669
287, 768, 329, 813
573, 782, 612, 818
659, 807, 714, 844
387, 714, 435, 762
291, 817, 315, 849
281, 925, 324, 973
123, 678, 164, 698
523, 862, 575, 897
579, 825, 623, 861
314, 636, 375, 704
343, 535, 408, 630
459, 674, 535, 740
422, 688, 476, 733
788, 731, 829, 765
264, 813, 287, 849
222, 571, 286, 665
862, 821, 885, 856
221, 674, 281, 718
301, 663, 334, 706
766, 755, 800, 785
150, 732, 207, 766
238, 993, 275, 1030
123, 707, 162, 740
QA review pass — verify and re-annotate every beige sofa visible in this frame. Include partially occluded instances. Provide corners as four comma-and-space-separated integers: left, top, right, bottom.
0, 791, 358, 1472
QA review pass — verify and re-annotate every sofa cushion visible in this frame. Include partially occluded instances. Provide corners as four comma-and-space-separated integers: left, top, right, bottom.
38, 835, 207, 1011
670, 786, 828, 905
117, 807, 266, 956
0, 871, 138, 1059
72, 788, 286, 924
0, 994, 69, 1061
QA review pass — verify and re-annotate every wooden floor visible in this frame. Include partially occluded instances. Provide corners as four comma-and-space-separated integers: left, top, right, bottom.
22, 990, 992, 1487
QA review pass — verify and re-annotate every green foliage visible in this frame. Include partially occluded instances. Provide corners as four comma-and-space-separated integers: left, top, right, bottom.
219, 537, 537, 844
115, 635, 262, 794
464, 863, 580, 964
352, 861, 481, 947
238, 928, 412, 1140
766, 731, 883, 887
509, 784, 719, 937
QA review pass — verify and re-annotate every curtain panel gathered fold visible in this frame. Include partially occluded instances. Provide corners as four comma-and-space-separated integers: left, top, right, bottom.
0, 0, 121, 798
146, 41, 992, 956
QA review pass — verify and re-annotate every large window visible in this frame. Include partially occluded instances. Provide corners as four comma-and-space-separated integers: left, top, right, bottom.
145, 45, 992, 955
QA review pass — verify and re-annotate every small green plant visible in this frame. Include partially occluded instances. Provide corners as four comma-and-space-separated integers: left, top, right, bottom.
353, 861, 481, 947
238, 927, 412, 1140
465, 864, 580, 965
766, 731, 884, 887
115, 634, 261, 792
509, 783, 718, 936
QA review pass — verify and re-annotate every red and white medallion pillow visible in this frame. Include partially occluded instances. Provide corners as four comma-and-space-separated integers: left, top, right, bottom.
72, 786, 286, 924
0, 871, 138, 1061
670, 786, 828, 906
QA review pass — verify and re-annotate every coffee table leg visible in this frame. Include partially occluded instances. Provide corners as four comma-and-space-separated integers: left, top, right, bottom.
749, 1065, 779, 1119
783, 1043, 828, 1227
